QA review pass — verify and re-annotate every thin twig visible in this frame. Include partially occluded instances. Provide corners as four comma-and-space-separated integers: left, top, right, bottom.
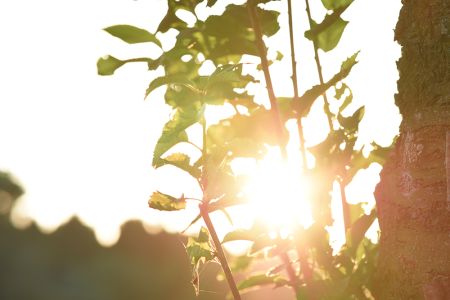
247, 0, 287, 159
200, 203, 242, 300
247, 2, 302, 298
304, 0, 351, 240
304, 0, 333, 130
286, 0, 314, 291
287, 0, 308, 169
280, 252, 300, 296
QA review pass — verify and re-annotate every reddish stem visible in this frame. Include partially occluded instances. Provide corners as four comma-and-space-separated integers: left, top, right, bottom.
199, 203, 242, 300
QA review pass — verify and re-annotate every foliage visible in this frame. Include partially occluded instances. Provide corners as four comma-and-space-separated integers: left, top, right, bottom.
98, 0, 392, 299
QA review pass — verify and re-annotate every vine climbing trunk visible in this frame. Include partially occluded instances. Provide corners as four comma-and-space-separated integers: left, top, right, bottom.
374, 0, 450, 298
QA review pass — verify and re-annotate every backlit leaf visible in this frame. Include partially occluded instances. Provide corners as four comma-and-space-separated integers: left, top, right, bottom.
238, 274, 282, 291
222, 229, 255, 243
186, 227, 214, 267
145, 75, 199, 99
293, 52, 359, 116
148, 191, 186, 211
206, 0, 218, 7
152, 103, 203, 165
305, 6, 351, 52
97, 56, 124, 75
154, 153, 201, 179
104, 25, 161, 46
338, 106, 365, 132
97, 55, 153, 76
321, 0, 353, 10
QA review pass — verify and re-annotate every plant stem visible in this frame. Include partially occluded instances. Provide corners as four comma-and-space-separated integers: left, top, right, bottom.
247, 0, 287, 159
199, 203, 242, 300
304, 0, 351, 240
304, 0, 333, 131
280, 252, 301, 297
286, 1, 314, 291
248, 4, 303, 297
287, 0, 308, 169
296, 246, 313, 296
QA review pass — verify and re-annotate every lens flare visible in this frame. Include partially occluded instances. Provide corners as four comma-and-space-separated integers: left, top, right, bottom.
231, 148, 313, 235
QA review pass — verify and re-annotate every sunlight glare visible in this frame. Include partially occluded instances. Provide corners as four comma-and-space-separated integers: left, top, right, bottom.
232, 148, 314, 235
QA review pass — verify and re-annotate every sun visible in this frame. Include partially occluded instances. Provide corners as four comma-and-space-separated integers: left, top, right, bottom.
231, 147, 314, 236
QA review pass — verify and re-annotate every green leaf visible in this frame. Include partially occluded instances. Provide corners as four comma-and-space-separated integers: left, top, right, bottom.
152, 103, 203, 165
154, 153, 201, 179
145, 75, 199, 99
293, 52, 359, 116
207, 64, 243, 87
104, 25, 161, 46
238, 274, 281, 291
186, 227, 214, 266
97, 55, 152, 76
197, 227, 210, 243
97, 55, 125, 75
341, 51, 359, 73
338, 106, 365, 132
206, 0, 218, 7
340, 91, 353, 113
334, 83, 348, 99
321, 0, 353, 10
222, 229, 255, 243
305, 5, 351, 52
157, 0, 199, 33
231, 255, 254, 272
148, 191, 186, 211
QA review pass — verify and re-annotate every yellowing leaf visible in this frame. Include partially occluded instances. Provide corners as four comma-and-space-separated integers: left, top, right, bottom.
154, 153, 201, 179
148, 191, 186, 211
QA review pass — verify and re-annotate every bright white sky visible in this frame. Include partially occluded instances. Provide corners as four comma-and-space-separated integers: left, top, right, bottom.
0, 0, 402, 246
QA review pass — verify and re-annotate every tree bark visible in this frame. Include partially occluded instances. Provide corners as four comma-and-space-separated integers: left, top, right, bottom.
374, 0, 450, 299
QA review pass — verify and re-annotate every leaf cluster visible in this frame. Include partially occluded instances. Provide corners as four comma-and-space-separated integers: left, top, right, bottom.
98, 0, 393, 299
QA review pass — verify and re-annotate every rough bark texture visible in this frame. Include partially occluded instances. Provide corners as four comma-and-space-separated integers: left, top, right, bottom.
374, 0, 450, 299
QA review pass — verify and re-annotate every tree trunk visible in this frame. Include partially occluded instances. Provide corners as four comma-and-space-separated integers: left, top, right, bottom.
374, 0, 450, 299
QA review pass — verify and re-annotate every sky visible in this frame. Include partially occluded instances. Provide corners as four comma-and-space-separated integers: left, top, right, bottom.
0, 0, 402, 246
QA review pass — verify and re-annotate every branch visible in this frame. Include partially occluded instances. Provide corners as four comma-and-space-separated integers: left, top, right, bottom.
304, 0, 351, 242
304, 0, 333, 130
287, 0, 308, 169
200, 203, 242, 300
247, 0, 287, 159
280, 252, 301, 298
